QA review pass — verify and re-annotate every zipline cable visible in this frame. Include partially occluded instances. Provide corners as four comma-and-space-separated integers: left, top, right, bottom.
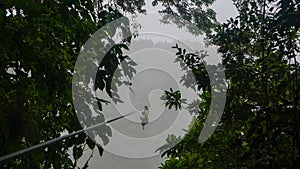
0, 110, 141, 163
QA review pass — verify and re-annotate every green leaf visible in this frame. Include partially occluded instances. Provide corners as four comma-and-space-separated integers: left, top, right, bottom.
86, 138, 96, 150
97, 144, 104, 156
73, 146, 83, 160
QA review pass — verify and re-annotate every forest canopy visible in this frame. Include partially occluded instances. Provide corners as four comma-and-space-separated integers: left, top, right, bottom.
0, 0, 299, 168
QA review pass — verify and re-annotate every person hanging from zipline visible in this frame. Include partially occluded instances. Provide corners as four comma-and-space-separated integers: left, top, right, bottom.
140, 105, 149, 130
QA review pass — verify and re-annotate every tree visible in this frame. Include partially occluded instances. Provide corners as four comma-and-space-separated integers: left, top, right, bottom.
152, 0, 217, 35
0, 0, 145, 168
160, 0, 300, 168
